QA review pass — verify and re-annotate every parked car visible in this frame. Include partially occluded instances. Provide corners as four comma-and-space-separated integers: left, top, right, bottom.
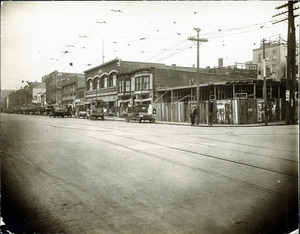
125, 104, 155, 123
51, 105, 68, 118
45, 105, 55, 116
75, 103, 88, 119
87, 100, 105, 120
63, 105, 73, 117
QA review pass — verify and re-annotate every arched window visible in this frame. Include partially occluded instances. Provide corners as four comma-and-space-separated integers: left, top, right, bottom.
97, 79, 100, 90
89, 80, 93, 91
94, 78, 100, 90
111, 73, 117, 86
102, 76, 108, 88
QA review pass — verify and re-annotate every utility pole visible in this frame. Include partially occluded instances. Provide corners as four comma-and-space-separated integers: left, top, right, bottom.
262, 39, 268, 126
102, 37, 105, 64
273, 1, 299, 124
188, 28, 208, 125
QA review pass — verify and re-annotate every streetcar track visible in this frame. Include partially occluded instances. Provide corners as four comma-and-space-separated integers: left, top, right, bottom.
191, 135, 298, 154
50, 124, 298, 178
74, 131, 295, 198
179, 140, 298, 163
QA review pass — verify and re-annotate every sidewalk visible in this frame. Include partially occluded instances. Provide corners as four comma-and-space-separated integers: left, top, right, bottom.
104, 116, 288, 127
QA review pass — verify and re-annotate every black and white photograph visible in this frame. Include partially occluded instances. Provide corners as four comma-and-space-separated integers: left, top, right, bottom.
1, 1, 299, 233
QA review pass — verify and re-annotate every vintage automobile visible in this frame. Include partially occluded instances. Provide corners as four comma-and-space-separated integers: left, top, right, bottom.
24, 105, 36, 115
87, 100, 105, 120
63, 105, 73, 117
74, 103, 88, 119
45, 105, 55, 116
125, 104, 155, 123
51, 105, 69, 118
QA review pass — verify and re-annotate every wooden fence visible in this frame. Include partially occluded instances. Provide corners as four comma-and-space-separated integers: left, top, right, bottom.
154, 98, 286, 124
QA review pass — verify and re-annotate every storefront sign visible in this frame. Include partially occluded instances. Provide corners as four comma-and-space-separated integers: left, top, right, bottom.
98, 91, 117, 96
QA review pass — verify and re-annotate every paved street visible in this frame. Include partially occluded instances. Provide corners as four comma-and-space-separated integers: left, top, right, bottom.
1, 113, 298, 234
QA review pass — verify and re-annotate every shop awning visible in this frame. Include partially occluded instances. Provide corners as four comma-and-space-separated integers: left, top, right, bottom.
135, 97, 152, 103
119, 99, 131, 103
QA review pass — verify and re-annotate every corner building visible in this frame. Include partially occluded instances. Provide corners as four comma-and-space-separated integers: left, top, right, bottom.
84, 59, 167, 115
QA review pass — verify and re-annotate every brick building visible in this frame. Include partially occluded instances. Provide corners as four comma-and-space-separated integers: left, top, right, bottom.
42, 71, 84, 105
61, 74, 85, 105
84, 59, 166, 114
117, 65, 198, 115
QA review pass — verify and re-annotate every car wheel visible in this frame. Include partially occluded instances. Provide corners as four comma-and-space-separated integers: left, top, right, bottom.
150, 119, 155, 123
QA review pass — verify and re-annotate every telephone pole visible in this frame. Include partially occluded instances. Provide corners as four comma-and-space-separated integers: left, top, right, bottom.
188, 28, 208, 125
273, 1, 299, 124
262, 39, 268, 126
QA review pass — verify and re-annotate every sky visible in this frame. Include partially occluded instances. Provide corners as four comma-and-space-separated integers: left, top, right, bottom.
1, 1, 298, 90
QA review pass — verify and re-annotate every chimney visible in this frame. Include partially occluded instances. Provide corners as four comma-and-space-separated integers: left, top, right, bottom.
218, 58, 223, 67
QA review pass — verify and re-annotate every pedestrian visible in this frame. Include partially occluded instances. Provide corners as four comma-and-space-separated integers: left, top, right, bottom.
190, 105, 197, 126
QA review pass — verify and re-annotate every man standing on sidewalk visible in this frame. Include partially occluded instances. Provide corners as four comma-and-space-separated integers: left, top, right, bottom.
190, 105, 197, 126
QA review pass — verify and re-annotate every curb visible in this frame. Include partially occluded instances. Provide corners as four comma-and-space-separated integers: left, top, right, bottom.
104, 117, 288, 127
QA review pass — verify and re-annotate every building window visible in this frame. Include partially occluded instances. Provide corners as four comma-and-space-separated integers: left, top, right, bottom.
125, 80, 130, 92
143, 76, 149, 89
77, 91, 84, 99
272, 64, 277, 73
89, 80, 93, 91
266, 66, 271, 77
266, 52, 269, 61
118, 80, 124, 93
135, 77, 142, 90
258, 54, 262, 63
272, 51, 277, 60
103, 77, 108, 88
258, 67, 262, 75
112, 74, 117, 86
96, 79, 100, 90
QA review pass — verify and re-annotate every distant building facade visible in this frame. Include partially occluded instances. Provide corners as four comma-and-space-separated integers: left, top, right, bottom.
43, 71, 84, 105
61, 74, 85, 105
32, 82, 46, 107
